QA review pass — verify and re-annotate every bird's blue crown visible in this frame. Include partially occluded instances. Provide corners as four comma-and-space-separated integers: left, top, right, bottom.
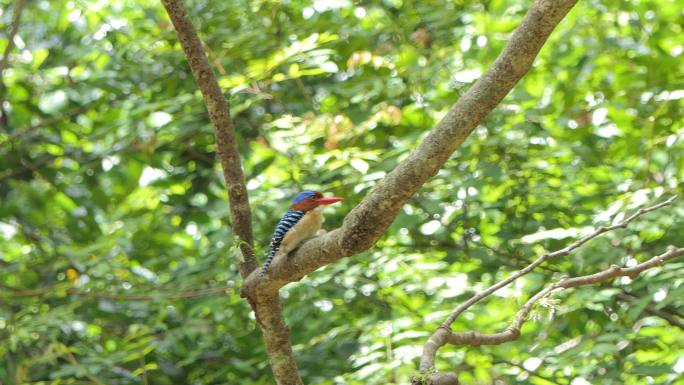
291, 191, 318, 204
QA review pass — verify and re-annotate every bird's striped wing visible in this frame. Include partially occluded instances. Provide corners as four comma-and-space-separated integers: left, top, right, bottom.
259, 210, 305, 276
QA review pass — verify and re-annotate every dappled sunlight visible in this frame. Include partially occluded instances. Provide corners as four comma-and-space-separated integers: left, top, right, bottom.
0, 0, 682, 384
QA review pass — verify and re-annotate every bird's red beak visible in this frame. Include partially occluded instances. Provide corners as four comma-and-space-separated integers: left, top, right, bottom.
316, 196, 343, 205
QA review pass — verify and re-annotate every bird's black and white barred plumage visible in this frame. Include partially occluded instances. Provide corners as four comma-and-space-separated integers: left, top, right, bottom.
259, 209, 305, 276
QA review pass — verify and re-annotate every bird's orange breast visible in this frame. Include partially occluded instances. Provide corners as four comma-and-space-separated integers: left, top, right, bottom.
279, 210, 323, 253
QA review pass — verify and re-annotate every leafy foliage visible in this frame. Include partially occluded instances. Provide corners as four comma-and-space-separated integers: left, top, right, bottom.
0, 0, 683, 384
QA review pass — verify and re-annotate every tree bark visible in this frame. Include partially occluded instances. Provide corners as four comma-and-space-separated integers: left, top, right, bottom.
252, 295, 304, 385
160, 1, 303, 383
163, 0, 580, 383
160, 0, 256, 277
241, 0, 580, 299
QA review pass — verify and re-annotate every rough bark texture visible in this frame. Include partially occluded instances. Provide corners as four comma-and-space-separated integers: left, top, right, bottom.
252, 295, 303, 385
241, 0, 580, 298
160, 1, 303, 384
160, 0, 256, 277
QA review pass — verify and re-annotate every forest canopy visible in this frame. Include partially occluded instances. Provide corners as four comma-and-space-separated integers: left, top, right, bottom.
0, 0, 683, 384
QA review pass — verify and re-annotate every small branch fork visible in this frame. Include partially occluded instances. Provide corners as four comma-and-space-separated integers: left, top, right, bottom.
240, 0, 580, 299
159, 1, 674, 385
441, 195, 677, 327
160, 1, 302, 384
418, 196, 680, 383
419, 246, 684, 378
4, 0, 674, 384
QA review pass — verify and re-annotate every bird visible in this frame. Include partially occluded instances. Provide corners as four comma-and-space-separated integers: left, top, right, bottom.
259, 191, 343, 277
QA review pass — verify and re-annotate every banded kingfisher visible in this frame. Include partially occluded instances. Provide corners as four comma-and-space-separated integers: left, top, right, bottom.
259, 191, 343, 277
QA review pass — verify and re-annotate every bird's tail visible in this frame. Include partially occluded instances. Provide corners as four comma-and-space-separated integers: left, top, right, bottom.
259, 249, 278, 277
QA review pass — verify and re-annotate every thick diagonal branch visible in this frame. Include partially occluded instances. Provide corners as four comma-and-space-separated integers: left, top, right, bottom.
241, 0, 579, 298
419, 246, 684, 378
161, 0, 256, 277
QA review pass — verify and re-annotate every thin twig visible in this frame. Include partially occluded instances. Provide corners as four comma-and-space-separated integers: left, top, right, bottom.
419, 246, 684, 375
616, 292, 684, 330
441, 195, 677, 327
494, 359, 565, 385
419, 196, 678, 379
63, 348, 107, 385
0, 0, 27, 74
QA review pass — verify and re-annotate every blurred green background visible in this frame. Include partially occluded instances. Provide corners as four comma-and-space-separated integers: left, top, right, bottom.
1, 0, 683, 384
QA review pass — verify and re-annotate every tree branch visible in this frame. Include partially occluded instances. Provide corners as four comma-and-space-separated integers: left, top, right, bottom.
160, 0, 256, 277
418, 246, 684, 383
441, 195, 676, 328
418, 196, 677, 376
494, 359, 564, 385
160, 2, 302, 384
241, 0, 580, 298
251, 294, 303, 384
